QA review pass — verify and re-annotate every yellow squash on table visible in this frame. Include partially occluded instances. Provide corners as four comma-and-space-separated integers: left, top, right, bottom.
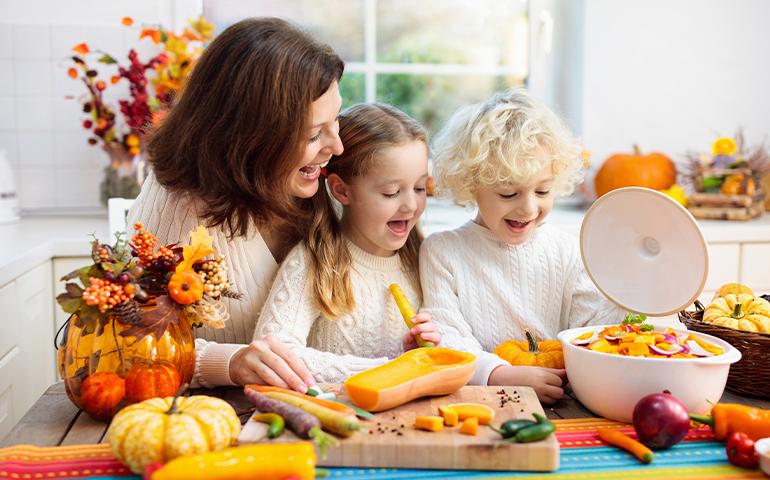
703, 293, 770, 333
494, 331, 564, 369
107, 394, 241, 474
344, 348, 476, 412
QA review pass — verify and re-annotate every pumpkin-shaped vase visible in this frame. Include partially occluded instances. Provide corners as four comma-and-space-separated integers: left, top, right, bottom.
58, 298, 196, 421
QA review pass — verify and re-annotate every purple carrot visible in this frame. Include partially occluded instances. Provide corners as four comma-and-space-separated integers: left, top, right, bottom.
244, 387, 338, 455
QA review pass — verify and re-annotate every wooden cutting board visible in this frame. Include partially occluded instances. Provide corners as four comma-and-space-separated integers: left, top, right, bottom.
238, 385, 559, 471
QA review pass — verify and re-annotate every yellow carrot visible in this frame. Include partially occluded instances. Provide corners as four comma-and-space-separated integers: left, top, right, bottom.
597, 428, 654, 464
262, 391, 361, 437
389, 283, 435, 348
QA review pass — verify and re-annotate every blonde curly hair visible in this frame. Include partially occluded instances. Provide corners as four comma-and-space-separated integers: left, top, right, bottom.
432, 89, 584, 206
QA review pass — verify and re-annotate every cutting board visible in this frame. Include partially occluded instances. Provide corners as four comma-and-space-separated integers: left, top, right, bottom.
238, 385, 559, 471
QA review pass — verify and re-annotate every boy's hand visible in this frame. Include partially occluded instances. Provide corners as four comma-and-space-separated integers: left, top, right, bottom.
488, 365, 567, 404
402, 313, 442, 350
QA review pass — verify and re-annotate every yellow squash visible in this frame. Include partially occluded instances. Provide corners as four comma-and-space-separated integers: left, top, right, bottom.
107, 394, 241, 474
344, 348, 476, 412
494, 331, 564, 369
703, 293, 770, 333
713, 283, 754, 299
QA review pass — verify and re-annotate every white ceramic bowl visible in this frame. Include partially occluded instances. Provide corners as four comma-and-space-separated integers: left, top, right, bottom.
558, 325, 741, 423
757, 437, 770, 477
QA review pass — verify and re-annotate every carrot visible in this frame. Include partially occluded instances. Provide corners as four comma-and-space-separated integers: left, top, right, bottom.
246, 385, 356, 417
262, 391, 361, 438
244, 388, 338, 456
389, 283, 435, 348
597, 428, 654, 464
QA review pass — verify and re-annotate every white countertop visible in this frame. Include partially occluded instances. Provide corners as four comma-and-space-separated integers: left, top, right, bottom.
2, 201, 769, 287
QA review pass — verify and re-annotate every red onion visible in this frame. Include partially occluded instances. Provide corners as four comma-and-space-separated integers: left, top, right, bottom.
649, 343, 684, 356
633, 390, 690, 450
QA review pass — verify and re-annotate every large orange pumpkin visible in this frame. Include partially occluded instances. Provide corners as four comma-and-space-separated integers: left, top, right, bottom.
594, 145, 676, 198
125, 362, 181, 403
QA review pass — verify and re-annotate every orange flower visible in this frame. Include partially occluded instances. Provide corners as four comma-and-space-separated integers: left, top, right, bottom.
67, 67, 78, 79
140, 29, 161, 45
96, 80, 106, 91
121, 16, 134, 27
110, 75, 121, 85
72, 43, 90, 54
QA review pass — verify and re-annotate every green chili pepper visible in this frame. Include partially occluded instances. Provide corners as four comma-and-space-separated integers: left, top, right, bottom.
490, 419, 537, 439
508, 413, 556, 443
253, 412, 285, 438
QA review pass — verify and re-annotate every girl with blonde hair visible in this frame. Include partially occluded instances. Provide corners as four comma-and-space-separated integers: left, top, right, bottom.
255, 103, 441, 383
421, 89, 625, 403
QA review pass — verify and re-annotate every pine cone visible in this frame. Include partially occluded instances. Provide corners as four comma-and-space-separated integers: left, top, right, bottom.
113, 299, 142, 325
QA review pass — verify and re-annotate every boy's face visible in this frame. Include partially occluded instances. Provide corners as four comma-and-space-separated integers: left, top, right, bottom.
335, 140, 429, 256
474, 161, 555, 246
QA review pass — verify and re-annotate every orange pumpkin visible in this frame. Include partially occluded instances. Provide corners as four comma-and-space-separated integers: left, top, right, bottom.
594, 145, 676, 198
80, 372, 126, 421
168, 271, 204, 305
494, 331, 564, 369
125, 362, 181, 403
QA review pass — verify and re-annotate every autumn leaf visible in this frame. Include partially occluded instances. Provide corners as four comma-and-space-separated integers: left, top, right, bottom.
119, 295, 181, 342
73, 43, 90, 54
97, 54, 118, 65
175, 226, 215, 273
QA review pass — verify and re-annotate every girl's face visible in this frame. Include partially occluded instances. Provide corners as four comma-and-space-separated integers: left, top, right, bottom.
334, 140, 429, 256
290, 81, 344, 198
474, 159, 555, 246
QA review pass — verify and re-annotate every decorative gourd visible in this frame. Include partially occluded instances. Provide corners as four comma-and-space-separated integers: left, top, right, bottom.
594, 145, 676, 198
124, 362, 181, 403
494, 331, 564, 369
703, 293, 770, 333
167, 270, 205, 305
343, 348, 476, 412
80, 372, 126, 421
714, 283, 754, 299
107, 393, 241, 474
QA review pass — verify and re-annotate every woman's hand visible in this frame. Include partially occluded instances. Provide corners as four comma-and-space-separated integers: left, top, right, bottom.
402, 313, 442, 351
488, 365, 567, 404
229, 335, 316, 393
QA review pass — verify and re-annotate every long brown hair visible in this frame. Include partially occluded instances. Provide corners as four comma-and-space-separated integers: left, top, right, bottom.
306, 103, 427, 319
147, 17, 344, 239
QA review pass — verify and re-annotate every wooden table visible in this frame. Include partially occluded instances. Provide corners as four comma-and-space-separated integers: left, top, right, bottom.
2, 383, 770, 447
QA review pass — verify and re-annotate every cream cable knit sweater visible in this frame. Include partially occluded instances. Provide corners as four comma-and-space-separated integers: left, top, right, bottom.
255, 240, 421, 384
127, 173, 279, 387
419, 220, 627, 386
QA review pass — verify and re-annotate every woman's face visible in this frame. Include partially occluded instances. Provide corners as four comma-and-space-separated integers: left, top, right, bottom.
289, 81, 344, 198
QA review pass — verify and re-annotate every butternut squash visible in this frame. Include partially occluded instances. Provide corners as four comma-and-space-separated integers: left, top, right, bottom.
438, 405, 458, 427
343, 348, 476, 412
445, 403, 495, 425
414, 416, 444, 432
460, 416, 479, 436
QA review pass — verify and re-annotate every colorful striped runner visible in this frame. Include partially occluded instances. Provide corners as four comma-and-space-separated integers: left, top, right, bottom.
0, 419, 763, 479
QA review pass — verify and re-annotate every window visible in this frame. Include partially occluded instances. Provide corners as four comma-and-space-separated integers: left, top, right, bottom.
203, 0, 528, 134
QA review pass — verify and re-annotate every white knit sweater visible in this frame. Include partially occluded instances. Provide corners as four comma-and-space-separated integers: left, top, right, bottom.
254, 240, 421, 383
419, 220, 626, 386
127, 173, 279, 387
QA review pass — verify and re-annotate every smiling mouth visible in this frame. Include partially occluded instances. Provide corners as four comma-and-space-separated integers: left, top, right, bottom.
505, 219, 534, 230
299, 160, 329, 178
387, 220, 409, 235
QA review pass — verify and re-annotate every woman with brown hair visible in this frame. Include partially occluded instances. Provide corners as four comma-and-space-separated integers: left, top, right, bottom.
254, 103, 441, 384
127, 17, 344, 391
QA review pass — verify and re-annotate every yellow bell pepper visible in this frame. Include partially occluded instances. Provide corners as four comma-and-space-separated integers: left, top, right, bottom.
150, 442, 316, 480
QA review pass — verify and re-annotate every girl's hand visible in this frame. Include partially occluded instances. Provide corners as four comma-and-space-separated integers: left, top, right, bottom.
402, 313, 442, 351
229, 335, 316, 393
488, 365, 567, 404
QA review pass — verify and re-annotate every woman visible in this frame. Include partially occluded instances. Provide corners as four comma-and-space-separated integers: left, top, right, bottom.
127, 17, 344, 392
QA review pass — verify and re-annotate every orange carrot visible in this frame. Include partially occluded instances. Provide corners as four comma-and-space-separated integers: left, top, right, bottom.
245, 385, 356, 417
597, 428, 654, 464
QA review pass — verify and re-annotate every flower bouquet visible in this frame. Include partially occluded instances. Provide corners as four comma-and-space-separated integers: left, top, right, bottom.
56, 223, 239, 421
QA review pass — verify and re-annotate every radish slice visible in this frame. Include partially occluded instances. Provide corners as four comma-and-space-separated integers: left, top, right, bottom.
572, 331, 598, 346
686, 340, 715, 357
649, 343, 684, 356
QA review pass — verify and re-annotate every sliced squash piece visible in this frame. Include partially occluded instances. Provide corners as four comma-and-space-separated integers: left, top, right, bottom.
460, 416, 479, 435
438, 405, 458, 426
414, 416, 444, 432
445, 403, 495, 425
343, 348, 476, 412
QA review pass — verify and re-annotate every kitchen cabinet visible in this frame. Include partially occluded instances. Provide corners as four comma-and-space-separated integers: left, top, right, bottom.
0, 261, 55, 440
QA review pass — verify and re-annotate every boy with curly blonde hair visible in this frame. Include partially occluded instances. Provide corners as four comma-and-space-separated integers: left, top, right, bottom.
420, 89, 625, 404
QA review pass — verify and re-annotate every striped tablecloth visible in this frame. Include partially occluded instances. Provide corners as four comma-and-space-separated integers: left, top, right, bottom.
0, 418, 762, 479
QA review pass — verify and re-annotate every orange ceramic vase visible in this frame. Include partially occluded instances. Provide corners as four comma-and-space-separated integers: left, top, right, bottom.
58, 301, 195, 421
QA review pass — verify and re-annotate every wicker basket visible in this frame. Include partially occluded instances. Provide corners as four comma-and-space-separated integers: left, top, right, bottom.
679, 300, 770, 398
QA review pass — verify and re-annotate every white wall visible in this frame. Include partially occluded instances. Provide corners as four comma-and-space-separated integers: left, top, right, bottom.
0, 0, 200, 211
577, 0, 770, 194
